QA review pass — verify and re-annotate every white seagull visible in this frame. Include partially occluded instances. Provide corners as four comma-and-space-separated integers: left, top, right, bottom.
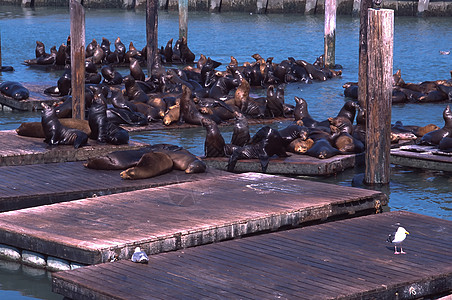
131, 247, 149, 264
387, 226, 410, 254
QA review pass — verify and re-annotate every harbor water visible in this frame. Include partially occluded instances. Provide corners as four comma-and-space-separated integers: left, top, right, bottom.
0, 6, 451, 299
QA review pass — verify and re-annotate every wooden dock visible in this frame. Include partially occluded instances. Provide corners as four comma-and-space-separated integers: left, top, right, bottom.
0, 130, 147, 166
204, 153, 364, 176
0, 172, 387, 265
51, 210, 452, 299
0, 161, 225, 212
0, 82, 61, 111
391, 144, 452, 172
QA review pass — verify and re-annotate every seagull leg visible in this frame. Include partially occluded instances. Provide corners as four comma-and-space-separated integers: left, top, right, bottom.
394, 246, 400, 254
400, 247, 406, 254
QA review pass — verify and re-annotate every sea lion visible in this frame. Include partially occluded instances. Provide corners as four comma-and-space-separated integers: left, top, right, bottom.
180, 36, 195, 63
0, 81, 30, 100
287, 138, 314, 154
420, 105, 452, 145
101, 65, 123, 85
120, 152, 174, 180
84, 147, 153, 170
86, 38, 98, 58
438, 136, 452, 152
265, 85, 284, 118
89, 92, 129, 145
234, 78, 250, 113
41, 103, 88, 149
36, 45, 57, 65
185, 159, 207, 174
278, 123, 309, 146
106, 107, 148, 126
293, 96, 328, 129
202, 117, 226, 157
306, 138, 340, 159
163, 104, 180, 126
332, 131, 365, 154
208, 75, 240, 100
230, 111, 250, 147
412, 124, 440, 137
130, 57, 145, 81
153, 147, 204, 172
123, 75, 149, 103
55, 44, 68, 66
16, 119, 91, 138
162, 38, 173, 63
295, 59, 327, 81
179, 85, 204, 125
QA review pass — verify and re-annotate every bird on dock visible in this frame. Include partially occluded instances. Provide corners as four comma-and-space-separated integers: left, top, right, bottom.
131, 247, 149, 264
386, 226, 410, 254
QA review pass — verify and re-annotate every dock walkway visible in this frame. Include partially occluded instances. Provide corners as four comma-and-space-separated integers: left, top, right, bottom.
0, 172, 387, 265
0, 161, 224, 212
51, 210, 452, 299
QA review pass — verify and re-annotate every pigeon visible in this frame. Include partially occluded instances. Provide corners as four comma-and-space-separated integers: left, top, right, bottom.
131, 247, 149, 264
386, 226, 410, 254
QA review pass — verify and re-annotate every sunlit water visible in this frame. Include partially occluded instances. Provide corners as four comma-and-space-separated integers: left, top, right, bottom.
0, 6, 451, 299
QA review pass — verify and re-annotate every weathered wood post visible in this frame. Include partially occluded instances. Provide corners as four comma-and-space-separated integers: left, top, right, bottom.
146, 0, 158, 77
0, 31, 2, 69
357, 0, 373, 110
324, 0, 336, 68
70, 0, 85, 120
178, 0, 188, 40
365, 8, 394, 185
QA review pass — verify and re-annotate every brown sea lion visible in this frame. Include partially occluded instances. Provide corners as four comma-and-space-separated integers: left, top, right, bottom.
420, 105, 452, 145
185, 159, 207, 174
120, 152, 174, 180
231, 111, 250, 147
287, 138, 314, 154
154, 148, 202, 172
84, 147, 153, 170
412, 124, 440, 137
332, 131, 365, 154
234, 78, 250, 113
163, 104, 180, 126
202, 117, 226, 157
16, 119, 91, 138
179, 85, 205, 125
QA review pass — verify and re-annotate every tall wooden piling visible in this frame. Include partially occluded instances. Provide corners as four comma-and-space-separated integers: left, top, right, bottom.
70, 0, 85, 120
365, 9, 394, 185
324, 0, 336, 68
178, 0, 188, 40
357, 0, 373, 109
0, 31, 2, 69
146, 0, 158, 76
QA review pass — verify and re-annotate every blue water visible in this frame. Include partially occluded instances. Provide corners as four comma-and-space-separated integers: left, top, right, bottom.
0, 6, 451, 299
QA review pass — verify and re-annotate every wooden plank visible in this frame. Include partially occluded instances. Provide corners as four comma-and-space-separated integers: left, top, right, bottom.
391, 145, 452, 171
0, 130, 148, 166
52, 211, 452, 299
203, 152, 364, 175
0, 173, 387, 265
0, 161, 225, 212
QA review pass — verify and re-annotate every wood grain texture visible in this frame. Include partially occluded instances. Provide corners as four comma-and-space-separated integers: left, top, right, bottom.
52, 211, 452, 299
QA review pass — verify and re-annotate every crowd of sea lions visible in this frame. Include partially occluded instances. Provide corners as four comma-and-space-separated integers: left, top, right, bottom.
343, 69, 452, 103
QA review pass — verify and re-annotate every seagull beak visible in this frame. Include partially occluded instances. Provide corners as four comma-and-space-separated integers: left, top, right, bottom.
405, 231, 410, 235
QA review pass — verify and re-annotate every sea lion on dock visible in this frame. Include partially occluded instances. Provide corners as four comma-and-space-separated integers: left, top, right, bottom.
84, 147, 153, 170
231, 111, 250, 147
179, 85, 205, 125
16, 119, 91, 138
185, 159, 207, 174
0, 81, 30, 100
41, 103, 88, 149
438, 136, 452, 152
287, 138, 314, 154
101, 65, 123, 85
120, 152, 174, 180
129, 57, 145, 81
202, 117, 226, 157
420, 105, 452, 145
234, 78, 250, 113
123, 75, 149, 103
278, 123, 309, 146
306, 138, 340, 159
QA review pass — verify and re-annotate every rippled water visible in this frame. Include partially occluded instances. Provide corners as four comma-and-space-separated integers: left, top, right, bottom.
0, 6, 451, 299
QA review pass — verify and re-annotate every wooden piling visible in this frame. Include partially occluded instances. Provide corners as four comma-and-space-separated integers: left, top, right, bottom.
357, 0, 373, 109
178, 0, 188, 40
146, 0, 158, 77
69, 0, 85, 120
0, 31, 2, 69
324, 0, 336, 68
365, 9, 394, 185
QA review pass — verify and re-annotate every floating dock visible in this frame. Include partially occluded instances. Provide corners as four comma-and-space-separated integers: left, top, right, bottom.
0, 172, 387, 265
0, 82, 61, 111
391, 144, 452, 172
0, 161, 225, 212
204, 153, 364, 176
0, 130, 147, 166
51, 211, 452, 299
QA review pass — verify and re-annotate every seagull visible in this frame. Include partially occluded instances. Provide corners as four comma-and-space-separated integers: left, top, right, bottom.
386, 226, 410, 254
439, 50, 450, 55
131, 247, 149, 264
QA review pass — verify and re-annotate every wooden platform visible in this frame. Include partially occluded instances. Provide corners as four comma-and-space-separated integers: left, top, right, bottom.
203, 153, 364, 176
0, 172, 387, 265
0, 82, 61, 111
0, 130, 147, 166
51, 211, 452, 300
391, 144, 452, 172
0, 161, 225, 212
